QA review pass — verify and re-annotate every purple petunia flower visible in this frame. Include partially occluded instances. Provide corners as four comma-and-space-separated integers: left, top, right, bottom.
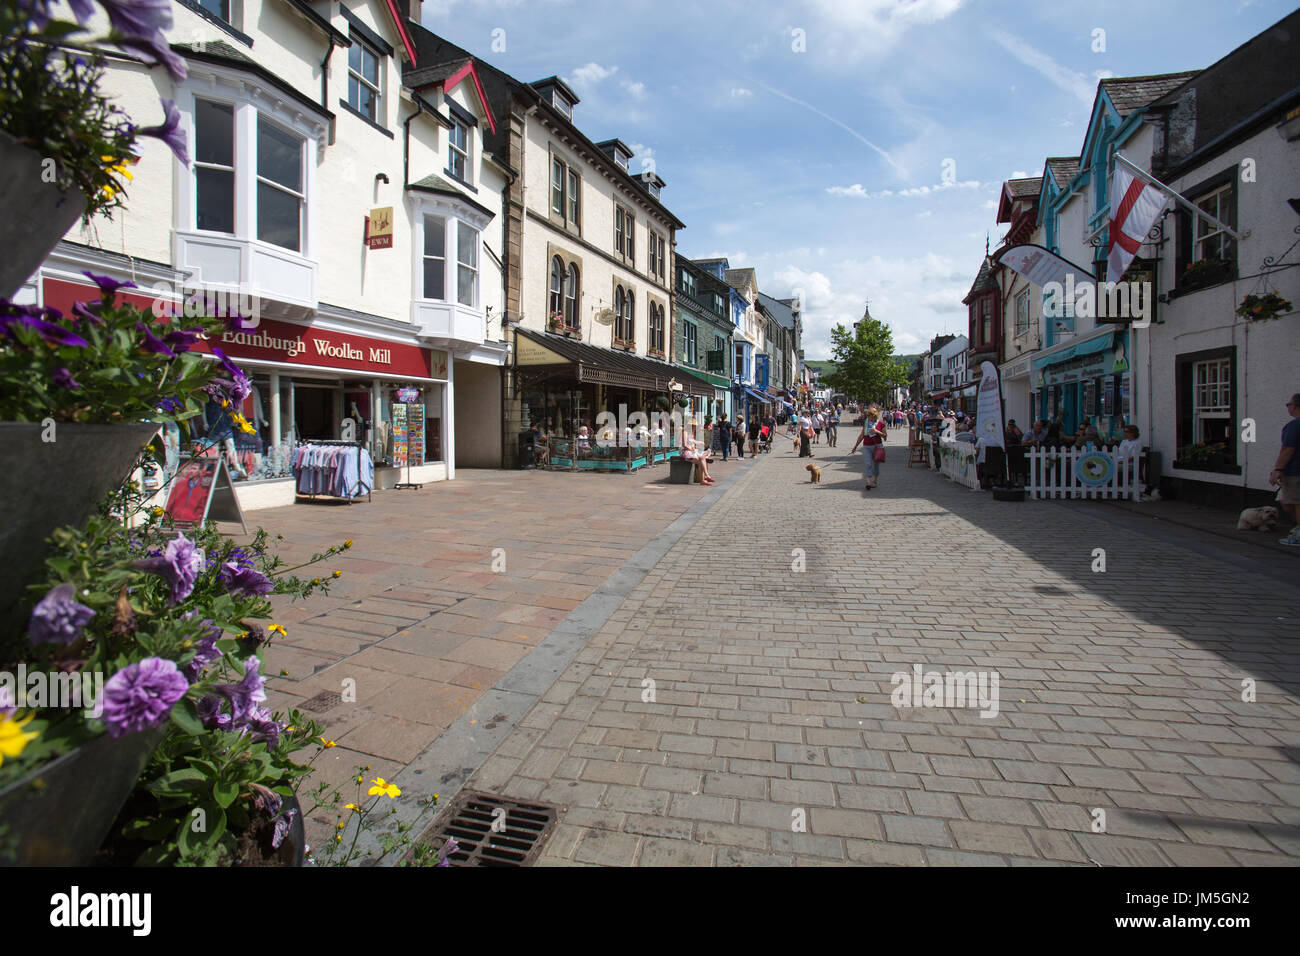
0, 686, 16, 719
197, 693, 233, 731
99, 0, 187, 83
0, 306, 90, 348
82, 271, 137, 299
138, 322, 176, 357
28, 583, 95, 646
163, 326, 202, 351
271, 806, 297, 850
71, 300, 105, 327
64, 0, 95, 23
53, 367, 81, 390
138, 98, 189, 167
133, 532, 204, 604
205, 348, 252, 406
244, 704, 282, 748
220, 561, 274, 597
213, 657, 267, 723
437, 836, 460, 866
185, 618, 225, 680
102, 657, 189, 738
155, 396, 184, 414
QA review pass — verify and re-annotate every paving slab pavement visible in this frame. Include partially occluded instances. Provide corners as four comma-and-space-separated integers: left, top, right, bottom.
216, 439, 786, 847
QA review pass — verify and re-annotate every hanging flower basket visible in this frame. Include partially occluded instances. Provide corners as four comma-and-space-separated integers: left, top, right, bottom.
1236, 291, 1292, 322
0, 132, 86, 299
0, 724, 166, 865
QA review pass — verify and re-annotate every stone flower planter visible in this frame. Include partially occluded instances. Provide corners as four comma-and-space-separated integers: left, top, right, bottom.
0, 130, 86, 299
0, 724, 166, 866
0, 422, 160, 637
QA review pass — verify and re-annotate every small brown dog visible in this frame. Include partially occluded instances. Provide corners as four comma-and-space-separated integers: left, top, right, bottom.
806, 463, 822, 483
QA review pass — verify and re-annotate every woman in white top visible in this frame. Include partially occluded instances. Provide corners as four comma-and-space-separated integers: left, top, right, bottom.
1117, 424, 1142, 486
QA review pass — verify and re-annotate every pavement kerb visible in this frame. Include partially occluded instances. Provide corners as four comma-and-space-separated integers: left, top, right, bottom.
350, 446, 776, 863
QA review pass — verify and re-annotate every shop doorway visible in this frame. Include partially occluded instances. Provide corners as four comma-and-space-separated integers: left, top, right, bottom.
295, 383, 337, 441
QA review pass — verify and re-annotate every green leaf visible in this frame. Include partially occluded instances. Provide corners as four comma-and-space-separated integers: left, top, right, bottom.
213, 779, 238, 808
149, 767, 206, 795
170, 698, 205, 736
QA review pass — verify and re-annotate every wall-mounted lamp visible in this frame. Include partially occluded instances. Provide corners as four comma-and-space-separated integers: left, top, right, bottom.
375, 173, 390, 184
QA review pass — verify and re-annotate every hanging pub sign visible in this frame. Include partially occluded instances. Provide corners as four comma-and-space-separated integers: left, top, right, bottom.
366, 207, 394, 249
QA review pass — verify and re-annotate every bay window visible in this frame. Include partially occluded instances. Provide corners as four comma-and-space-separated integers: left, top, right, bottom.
256, 117, 304, 252
194, 98, 235, 234
423, 215, 447, 300
456, 221, 477, 307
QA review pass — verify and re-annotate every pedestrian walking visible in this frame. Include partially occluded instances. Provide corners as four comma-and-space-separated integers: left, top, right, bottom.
826, 406, 839, 447
734, 415, 747, 459
748, 415, 761, 453
813, 409, 823, 444
798, 409, 814, 458
1271, 392, 1300, 546
716, 413, 731, 461
850, 404, 887, 490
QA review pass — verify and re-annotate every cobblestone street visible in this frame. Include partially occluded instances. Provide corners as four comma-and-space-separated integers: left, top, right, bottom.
448, 432, 1300, 866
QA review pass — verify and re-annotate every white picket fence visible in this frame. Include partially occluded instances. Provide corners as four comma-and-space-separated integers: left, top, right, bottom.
1025, 445, 1141, 500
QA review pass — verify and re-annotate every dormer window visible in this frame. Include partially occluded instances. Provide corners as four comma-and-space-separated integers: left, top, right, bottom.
616, 152, 628, 170
552, 90, 571, 119
648, 181, 660, 199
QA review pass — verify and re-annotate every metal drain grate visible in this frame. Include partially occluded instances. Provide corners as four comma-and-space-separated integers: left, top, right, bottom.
427, 791, 558, 866
300, 690, 343, 713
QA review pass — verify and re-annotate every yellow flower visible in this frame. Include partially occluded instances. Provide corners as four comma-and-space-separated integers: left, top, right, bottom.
344, 539, 353, 548
368, 777, 401, 799
344, 803, 358, 811
267, 623, 287, 637
0, 712, 38, 764
320, 737, 336, 748
332, 570, 341, 579
312, 578, 321, 586
335, 834, 342, 843
152, 507, 164, 517
337, 821, 346, 830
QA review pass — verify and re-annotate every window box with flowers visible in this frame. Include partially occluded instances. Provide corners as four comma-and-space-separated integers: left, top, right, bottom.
1174, 256, 1234, 295
1173, 440, 1237, 473
613, 338, 634, 351
1236, 291, 1293, 322
547, 312, 565, 334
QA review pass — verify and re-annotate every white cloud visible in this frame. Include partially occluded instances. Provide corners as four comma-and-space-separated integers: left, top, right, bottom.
804, 0, 966, 59
827, 179, 981, 199
569, 62, 618, 86
988, 29, 1097, 104
730, 88, 753, 98
621, 80, 646, 99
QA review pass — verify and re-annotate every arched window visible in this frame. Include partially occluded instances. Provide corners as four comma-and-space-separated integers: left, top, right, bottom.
623, 290, 635, 343
564, 263, 579, 326
548, 256, 564, 323
614, 286, 625, 339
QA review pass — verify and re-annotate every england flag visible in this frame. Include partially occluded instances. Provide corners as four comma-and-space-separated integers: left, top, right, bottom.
1107, 162, 1168, 281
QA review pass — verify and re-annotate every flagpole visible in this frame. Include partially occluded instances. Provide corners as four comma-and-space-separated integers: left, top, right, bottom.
1111, 151, 1241, 239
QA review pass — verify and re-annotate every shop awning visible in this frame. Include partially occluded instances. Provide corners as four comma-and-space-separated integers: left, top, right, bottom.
514, 327, 714, 397
929, 390, 950, 399
1032, 331, 1114, 372
742, 387, 773, 404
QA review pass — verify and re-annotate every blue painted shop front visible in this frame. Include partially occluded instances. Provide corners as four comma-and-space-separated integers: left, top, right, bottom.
1031, 329, 1131, 441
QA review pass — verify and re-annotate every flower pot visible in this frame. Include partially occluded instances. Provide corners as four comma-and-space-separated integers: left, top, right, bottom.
0, 724, 166, 865
0, 422, 160, 637
0, 131, 87, 299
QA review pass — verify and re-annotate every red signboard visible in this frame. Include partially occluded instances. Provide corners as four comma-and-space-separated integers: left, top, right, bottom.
41, 277, 433, 378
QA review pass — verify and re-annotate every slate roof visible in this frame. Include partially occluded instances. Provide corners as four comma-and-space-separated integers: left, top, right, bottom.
1007, 177, 1043, 199
1100, 72, 1200, 115
1044, 157, 1081, 188
407, 173, 495, 218
757, 292, 796, 330
963, 257, 998, 301
724, 268, 757, 292
406, 60, 469, 89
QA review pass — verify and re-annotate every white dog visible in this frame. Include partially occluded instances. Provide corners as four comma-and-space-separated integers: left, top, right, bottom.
1237, 505, 1280, 531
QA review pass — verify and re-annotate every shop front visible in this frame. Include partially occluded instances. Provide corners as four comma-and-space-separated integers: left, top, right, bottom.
513, 327, 713, 456
1032, 329, 1131, 442
40, 274, 452, 510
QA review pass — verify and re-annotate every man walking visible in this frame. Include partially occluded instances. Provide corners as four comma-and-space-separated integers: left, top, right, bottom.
1272, 392, 1300, 546
826, 405, 839, 447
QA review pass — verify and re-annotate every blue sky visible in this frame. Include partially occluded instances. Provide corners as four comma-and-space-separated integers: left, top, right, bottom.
419, 0, 1294, 359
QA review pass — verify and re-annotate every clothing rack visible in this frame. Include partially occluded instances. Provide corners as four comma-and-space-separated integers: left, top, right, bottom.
293, 439, 373, 503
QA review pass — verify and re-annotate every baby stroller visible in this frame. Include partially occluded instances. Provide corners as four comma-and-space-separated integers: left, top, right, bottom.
758, 424, 773, 454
